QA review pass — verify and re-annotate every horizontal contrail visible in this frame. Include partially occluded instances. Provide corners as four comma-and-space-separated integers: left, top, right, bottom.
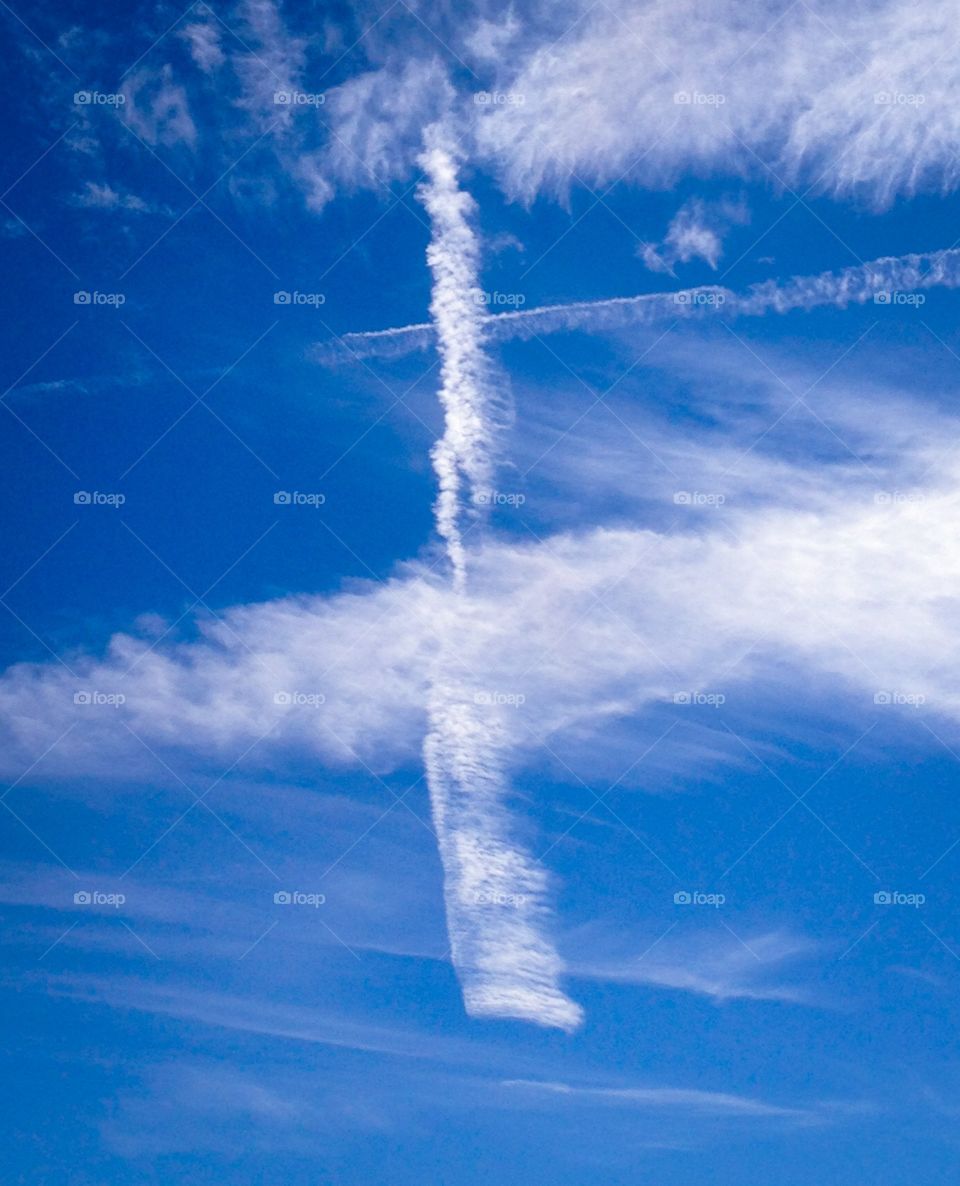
319, 246, 960, 363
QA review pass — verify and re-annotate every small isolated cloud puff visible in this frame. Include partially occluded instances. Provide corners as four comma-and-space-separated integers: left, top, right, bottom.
463, 11, 522, 65
179, 19, 226, 73
122, 64, 198, 149
69, 181, 160, 214
639, 197, 748, 275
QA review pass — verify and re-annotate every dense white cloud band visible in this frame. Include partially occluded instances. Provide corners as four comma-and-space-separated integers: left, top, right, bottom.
473, 0, 960, 206
4, 389, 960, 1032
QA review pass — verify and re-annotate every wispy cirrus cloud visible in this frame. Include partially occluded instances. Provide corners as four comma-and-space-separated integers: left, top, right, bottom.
68, 180, 170, 215
501, 1078, 812, 1119
3, 343, 960, 781
639, 197, 749, 276
473, 0, 960, 207
574, 926, 818, 1004
5, 350, 960, 1042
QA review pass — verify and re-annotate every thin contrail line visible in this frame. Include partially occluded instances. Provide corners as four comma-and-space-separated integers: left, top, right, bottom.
318, 245, 960, 363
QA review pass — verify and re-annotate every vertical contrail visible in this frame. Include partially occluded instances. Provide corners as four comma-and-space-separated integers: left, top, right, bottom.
417, 128, 583, 1030
416, 133, 497, 593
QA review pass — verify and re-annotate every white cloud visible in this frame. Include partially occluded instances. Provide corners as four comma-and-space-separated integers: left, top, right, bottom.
1, 391, 955, 777
69, 181, 164, 214
332, 242, 960, 361
417, 130, 502, 587
574, 925, 817, 1003
322, 58, 455, 191
640, 197, 748, 275
230, 0, 308, 130
179, 18, 225, 72
418, 132, 580, 1030
472, 0, 960, 207
290, 153, 335, 213
191, 3, 454, 212
501, 1078, 810, 1118
122, 64, 198, 149
463, 11, 522, 65
7, 336, 960, 1027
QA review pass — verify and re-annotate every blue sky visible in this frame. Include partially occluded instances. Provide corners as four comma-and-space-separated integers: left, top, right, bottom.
4, 0, 960, 1181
